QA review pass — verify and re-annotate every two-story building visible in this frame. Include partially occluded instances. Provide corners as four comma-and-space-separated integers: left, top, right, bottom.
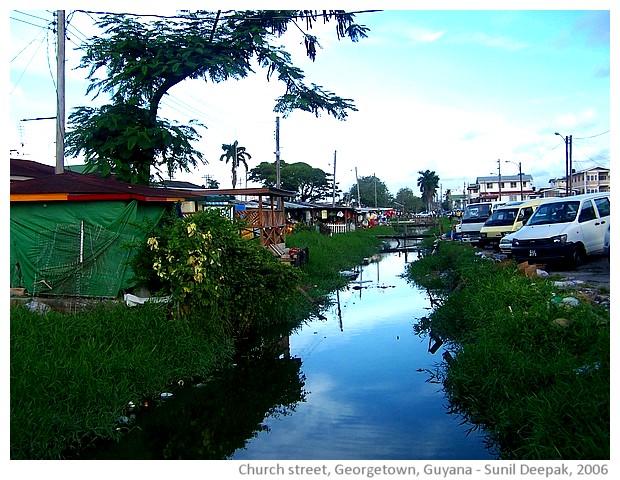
471, 174, 535, 203
547, 166, 610, 196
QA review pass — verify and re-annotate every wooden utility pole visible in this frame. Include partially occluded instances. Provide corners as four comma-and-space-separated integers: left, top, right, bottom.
497, 159, 501, 202
332, 150, 337, 207
275, 116, 281, 188
355, 167, 361, 207
55, 10, 65, 174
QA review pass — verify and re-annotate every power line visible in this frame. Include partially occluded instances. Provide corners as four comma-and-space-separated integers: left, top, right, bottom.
10, 33, 48, 94
574, 130, 609, 140
13, 10, 51, 22
9, 15, 50, 29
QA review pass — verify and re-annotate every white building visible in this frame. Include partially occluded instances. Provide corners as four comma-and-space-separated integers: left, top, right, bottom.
469, 174, 535, 203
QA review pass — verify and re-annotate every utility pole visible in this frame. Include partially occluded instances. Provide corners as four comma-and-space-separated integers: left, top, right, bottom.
275, 116, 281, 188
332, 150, 337, 207
518, 162, 523, 200
568, 135, 573, 195
373, 173, 377, 208
55, 10, 65, 174
497, 159, 501, 202
355, 167, 361, 208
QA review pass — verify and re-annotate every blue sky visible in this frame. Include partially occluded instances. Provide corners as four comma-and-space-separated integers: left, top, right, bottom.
8, 4, 612, 199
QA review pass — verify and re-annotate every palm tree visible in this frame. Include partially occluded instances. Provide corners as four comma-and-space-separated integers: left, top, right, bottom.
219, 140, 252, 188
417, 169, 440, 212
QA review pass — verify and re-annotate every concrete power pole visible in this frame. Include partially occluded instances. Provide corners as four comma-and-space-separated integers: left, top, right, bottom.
568, 135, 573, 194
55, 10, 65, 174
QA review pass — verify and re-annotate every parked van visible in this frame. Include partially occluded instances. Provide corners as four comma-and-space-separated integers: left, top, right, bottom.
459, 201, 505, 244
478, 198, 548, 249
511, 192, 610, 268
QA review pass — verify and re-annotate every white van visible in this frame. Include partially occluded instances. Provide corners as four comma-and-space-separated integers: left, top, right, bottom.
479, 198, 548, 249
459, 201, 504, 244
511, 192, 610, 268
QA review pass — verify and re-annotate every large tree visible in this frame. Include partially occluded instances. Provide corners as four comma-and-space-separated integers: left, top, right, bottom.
417, 170, 440, 212
347, 175, 392, 208
394, 187, 424, 213
249, 160, 337, 202
66, 10, 369, 184
219, 140, 251, 188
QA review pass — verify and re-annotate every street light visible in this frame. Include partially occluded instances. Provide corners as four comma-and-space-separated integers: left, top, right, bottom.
504, 160, 523, 200
555, 132, 572, 196
497, 159, 502, 202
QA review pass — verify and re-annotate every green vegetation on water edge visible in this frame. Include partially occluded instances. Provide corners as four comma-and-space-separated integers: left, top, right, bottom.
10, 225, 393, 459
405, 240, 610, 460
10, 302, 233, 459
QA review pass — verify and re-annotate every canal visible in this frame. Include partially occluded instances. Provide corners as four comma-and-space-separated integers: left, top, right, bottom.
232, 249, 495, 460
84, 248, 496, 460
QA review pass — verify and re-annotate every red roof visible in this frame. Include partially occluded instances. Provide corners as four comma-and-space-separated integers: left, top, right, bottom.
10, 169, 201, 202
10, 158, 56, 179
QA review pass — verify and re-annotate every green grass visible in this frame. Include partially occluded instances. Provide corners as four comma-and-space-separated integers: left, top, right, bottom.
10, 302, 233, 459
11, 226, 392, 459
406, 240, 610, 459
286, 225, 394, 298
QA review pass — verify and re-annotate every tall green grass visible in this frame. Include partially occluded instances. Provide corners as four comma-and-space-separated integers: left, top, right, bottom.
11, 226, 392, 459
286, 225, 394, 297
406, 240, 610, 459
10, 303, 233, 459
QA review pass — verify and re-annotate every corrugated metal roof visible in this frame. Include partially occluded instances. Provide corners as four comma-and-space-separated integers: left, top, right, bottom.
10, 158, 55, 179
10, 171, 201, 202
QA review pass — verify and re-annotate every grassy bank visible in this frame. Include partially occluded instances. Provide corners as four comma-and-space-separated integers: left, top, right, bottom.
286, 225, 394, 298
406, 240, 610, 459
10, 226, 391, 459
10, 302, 233, 459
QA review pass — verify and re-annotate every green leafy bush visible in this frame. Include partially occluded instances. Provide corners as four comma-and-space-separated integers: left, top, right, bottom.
130, 209, 302, 338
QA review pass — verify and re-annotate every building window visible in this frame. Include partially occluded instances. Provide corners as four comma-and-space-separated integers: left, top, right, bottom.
486, 183, 493, 189
510, 182, 517, 188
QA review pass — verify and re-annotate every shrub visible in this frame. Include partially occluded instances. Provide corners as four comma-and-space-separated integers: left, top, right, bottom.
129, 209, 302, 338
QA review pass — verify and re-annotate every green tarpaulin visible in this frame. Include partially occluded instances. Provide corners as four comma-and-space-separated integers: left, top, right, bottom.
10, 200, 167, 297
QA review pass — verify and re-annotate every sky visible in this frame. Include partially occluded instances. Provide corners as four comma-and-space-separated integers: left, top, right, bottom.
7, 2, 613, 200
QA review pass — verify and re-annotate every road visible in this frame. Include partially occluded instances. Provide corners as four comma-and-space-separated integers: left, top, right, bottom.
545, 254, 610, 292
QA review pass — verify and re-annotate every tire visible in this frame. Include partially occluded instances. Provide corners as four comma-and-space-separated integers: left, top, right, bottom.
567, 244, 586, 269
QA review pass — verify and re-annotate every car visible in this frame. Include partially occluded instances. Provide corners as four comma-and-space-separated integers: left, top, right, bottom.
603, 223, 610, 258
458, 201, 505, 244
499, 231, 517, 258
479, 198, 549, 250
511, 192, 610, 268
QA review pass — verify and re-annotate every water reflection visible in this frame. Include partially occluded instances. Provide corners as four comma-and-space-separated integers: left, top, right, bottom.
79, 250, 495, 460
80, 342, 307, 459
233, 252, 495, 460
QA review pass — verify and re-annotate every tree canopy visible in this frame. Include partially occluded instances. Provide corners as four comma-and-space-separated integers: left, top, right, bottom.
66, 10, 370, 184
249, 160, 337, 202
347, 175, 392, 208
394, 187, 424, 213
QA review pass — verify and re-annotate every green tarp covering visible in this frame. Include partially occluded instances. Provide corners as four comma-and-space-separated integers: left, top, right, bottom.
10, 200, 167, 297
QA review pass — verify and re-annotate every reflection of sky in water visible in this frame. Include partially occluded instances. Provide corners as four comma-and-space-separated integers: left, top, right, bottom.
233, 253, 496, 460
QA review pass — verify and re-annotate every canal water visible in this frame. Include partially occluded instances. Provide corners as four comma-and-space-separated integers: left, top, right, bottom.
83, 248, 496, 460
232, 249, 494, 460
